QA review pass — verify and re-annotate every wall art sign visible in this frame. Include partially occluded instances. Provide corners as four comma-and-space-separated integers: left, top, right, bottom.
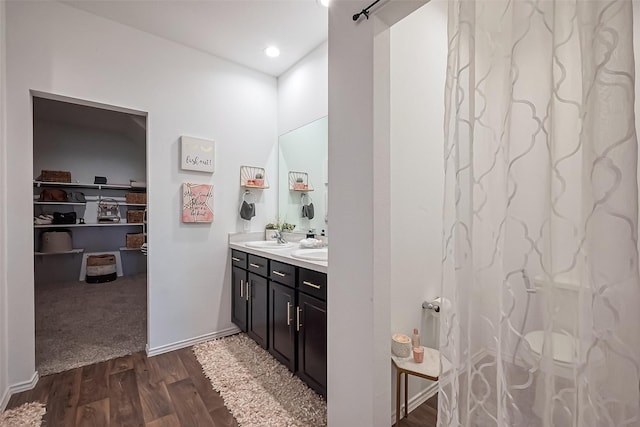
182, 183, 214, 223
181, 136, 215, 173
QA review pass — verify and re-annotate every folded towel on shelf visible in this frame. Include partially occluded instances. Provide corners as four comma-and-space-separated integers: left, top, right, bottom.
34, 214, 54, 225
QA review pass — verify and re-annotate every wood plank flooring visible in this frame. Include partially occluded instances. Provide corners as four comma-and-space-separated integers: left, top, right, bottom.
7, 348, 237, 427
398, 394, 438, 427
7, 346, 439, 427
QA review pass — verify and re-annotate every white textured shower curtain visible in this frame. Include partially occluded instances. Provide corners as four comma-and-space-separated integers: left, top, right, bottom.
439, 1, 640, 426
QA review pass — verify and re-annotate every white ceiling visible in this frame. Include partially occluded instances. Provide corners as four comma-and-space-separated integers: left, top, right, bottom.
62, 0, 329, 77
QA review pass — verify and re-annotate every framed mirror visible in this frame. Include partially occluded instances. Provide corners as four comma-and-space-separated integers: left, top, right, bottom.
278, 116, 328, 235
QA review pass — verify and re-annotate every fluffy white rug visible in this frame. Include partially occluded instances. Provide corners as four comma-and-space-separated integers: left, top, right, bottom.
0, 402, 45, 427
194, 334, 327, 427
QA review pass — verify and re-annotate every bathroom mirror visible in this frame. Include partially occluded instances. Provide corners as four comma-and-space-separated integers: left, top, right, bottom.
278, 116, 328, 235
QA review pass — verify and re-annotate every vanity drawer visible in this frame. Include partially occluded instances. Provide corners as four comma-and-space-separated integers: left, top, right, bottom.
231, 250, 247, 269
298, 268, 327, 301
247, 254, 269, 277
269, 260, 296, 288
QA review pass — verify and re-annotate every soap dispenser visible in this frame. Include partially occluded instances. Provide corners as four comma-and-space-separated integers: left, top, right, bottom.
306, 228, 316, 239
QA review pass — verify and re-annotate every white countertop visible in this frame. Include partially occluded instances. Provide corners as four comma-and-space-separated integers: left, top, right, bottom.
391, 347, 451, 379
228, 232, 328, 274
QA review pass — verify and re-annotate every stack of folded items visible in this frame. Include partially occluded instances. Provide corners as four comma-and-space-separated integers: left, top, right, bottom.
34, 214, 54, 225
299, 238, 325, 249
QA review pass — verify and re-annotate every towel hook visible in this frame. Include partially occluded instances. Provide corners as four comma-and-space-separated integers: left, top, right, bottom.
243, 190, 255, 203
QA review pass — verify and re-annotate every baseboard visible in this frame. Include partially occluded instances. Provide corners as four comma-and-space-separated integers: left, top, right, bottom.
390, 380, 438, 423
0, 386, 9, 412
1, 371, 39, 411
146, 326, 241, 357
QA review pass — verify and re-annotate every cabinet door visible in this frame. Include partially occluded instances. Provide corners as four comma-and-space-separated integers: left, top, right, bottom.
269, 282, 296, 371
247, 273, 269, 349
231, 266, 248, 332
296, 292, 327, 397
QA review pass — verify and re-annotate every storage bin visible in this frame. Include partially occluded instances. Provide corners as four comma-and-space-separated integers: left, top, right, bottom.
38, 170, 71, 183
40, 230, 72, 253
86, 254, 117, 283
126, 233, 144, 249
126, 210, 145, 223
126, 192, 147, 204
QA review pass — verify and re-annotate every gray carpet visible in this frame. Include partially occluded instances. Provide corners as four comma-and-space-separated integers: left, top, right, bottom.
35, 274, 146, 376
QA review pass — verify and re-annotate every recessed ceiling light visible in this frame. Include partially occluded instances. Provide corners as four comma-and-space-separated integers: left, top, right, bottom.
265, 46, 280, 58
319, 0, 330, 7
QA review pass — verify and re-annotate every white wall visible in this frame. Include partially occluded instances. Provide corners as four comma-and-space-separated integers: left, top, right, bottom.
0, 0, 9, 412
389, 0, 447, 412
34, 121, 146, 185
328, 0, 426, 424
5, 1, 278, 386
328, 2, 388, 425
277, 40, 328, 235
278, 41, 328, 135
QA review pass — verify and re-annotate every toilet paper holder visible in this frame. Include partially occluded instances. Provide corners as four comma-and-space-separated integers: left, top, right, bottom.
422, 299, 440, 312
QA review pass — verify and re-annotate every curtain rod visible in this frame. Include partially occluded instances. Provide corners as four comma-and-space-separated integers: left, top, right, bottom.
352, 0, 382, 21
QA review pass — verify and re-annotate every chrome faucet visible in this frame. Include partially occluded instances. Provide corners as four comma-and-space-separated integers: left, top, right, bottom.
273, 230, 288, 244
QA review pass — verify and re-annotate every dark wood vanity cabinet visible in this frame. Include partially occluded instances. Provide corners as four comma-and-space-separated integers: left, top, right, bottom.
247, 272, 268, 349
231, 265, 247, 332
296, 267, 327, 396
231, 250, 269, 349
268, 260, 297, 370
269, 281, 296, 371
231, 249, 327, 397
296, 292, 327, 397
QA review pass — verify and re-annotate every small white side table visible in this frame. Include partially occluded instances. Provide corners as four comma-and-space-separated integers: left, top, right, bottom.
392, 348, 449, 426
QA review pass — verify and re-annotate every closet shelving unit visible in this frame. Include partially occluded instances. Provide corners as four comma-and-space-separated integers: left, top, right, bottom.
33, 180, 146, 255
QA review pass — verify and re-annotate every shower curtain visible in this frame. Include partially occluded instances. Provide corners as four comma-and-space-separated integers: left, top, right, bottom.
439, 1, 640, 426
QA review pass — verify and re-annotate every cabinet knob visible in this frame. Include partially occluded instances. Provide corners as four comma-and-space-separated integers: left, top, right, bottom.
232, 257, 241, 262
272, 270, 286, 277
287, 302, 292, 326
249, 263, 261, 269
240, 279, 244, 298
296, 307, 302, 331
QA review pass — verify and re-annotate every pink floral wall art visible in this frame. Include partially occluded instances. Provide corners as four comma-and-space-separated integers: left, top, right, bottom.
182, 183, 214, 223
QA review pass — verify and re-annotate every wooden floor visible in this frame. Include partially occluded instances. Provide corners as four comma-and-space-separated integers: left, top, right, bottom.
7, 347, 238, 427
7, 346, 438, 427
398, 394, 438, 427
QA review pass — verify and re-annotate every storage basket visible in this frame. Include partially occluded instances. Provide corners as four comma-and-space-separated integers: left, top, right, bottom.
126, 233, 144, 249
86, 254, 117, 283
126, 210, 145, 223
126, 192, 147, 204
38, 170, 71, 183
40, 230, 72, 253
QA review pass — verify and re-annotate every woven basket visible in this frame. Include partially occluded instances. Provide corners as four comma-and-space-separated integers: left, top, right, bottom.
126, 210, 145, 223
126, 192, 147, 204
126, 233, 144, 249
39, 170, 71, 183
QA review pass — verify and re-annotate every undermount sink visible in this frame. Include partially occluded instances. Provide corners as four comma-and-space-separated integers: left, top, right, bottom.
291, 248, 328, 262
244, 240, 295, 249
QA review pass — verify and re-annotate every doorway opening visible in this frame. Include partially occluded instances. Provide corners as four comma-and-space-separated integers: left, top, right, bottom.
32, 92, 148, 375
